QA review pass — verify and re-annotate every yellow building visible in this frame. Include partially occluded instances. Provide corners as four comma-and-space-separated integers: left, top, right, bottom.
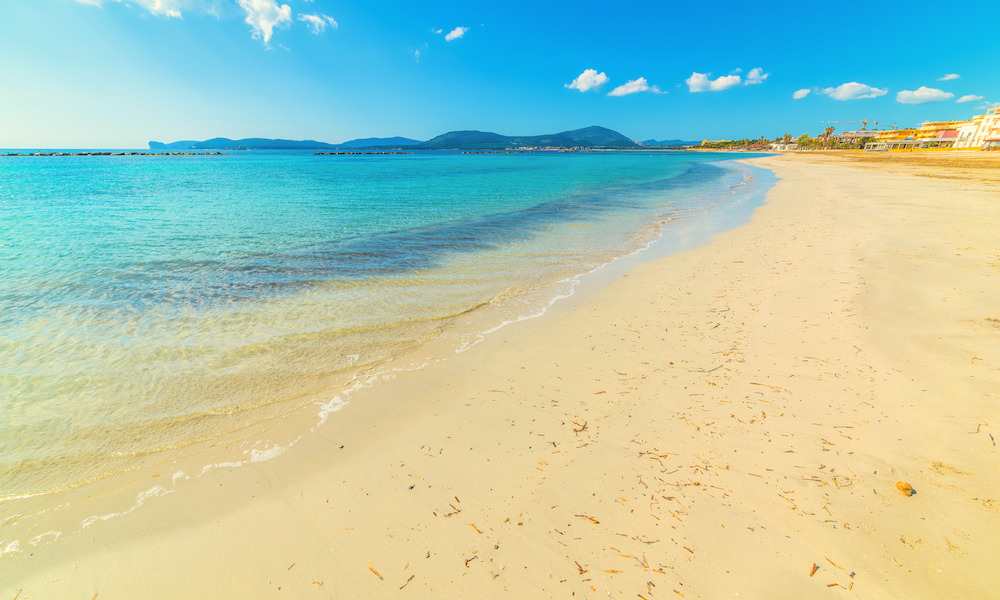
913, 120, 971, 147
865, 128, 919, 150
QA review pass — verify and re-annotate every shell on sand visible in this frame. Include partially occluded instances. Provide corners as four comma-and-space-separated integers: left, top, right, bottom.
896, 481, 915, 496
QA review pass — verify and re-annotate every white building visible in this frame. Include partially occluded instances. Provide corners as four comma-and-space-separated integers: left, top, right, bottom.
953, 107, 1000, 150
972, 107, 1000, 150
954, 115, 984, 148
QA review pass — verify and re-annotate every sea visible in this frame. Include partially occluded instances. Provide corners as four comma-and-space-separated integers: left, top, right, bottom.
0, 149, 772, 527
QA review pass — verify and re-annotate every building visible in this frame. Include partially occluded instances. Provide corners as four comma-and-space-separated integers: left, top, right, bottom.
954, 114, 985, 148
864, 128, 919, 151
913, 120, 971, 148
971, 107, 1000, 150
833, 129, 879, 145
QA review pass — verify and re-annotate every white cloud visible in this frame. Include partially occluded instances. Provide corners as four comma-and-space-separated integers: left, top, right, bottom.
236, 0, 291, 45
73, 0, 189, 18
686, 72, 741, 92
608, 77, 662, 97
896, 86, 954, 104
793, 88, 811, 100
956, 94, 983, 103
445, 26, 468, 41
938, 73, 960, 81
566, 69, 609, 92
820, 82, 888, 101
298, 13, 337, 34
746, 67, 769, 85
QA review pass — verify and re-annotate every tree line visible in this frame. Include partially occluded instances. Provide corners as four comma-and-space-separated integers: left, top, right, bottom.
699, 127, 870, 150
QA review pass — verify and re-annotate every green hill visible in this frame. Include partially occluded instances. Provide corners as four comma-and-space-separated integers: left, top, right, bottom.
419, 126, 637, 149
148, 127, 637, 151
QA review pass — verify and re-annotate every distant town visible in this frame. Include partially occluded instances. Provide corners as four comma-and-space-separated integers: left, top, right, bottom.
700, 107, 1000, 152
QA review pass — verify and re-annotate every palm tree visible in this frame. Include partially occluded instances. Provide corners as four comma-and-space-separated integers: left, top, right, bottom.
823, 126, 835, 149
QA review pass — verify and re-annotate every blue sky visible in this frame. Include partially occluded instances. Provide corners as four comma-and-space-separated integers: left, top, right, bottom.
2, 0, 998, 148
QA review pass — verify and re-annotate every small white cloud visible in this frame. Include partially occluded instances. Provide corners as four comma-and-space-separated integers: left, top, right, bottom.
566, 69, 609, 92
237, 0, 292, 45
608, 77, 662, 97
74, 0, 187, 18
938, 73, 960, 81
686, 72, 741, 92
413, 42, 428, 62
896, 86, 954, 104
820, 82, 888, 101
445, 26, 468, 41
792, 88, 811, 100
298, 13, 337, 34
746, 67, 769, 85
956, 94, 984, 103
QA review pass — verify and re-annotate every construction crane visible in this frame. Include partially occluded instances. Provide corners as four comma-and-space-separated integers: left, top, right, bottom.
822, 119, 878, 130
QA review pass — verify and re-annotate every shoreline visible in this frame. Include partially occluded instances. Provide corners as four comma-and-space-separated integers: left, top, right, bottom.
4, 152, 999, 598
0, 154, 765, 507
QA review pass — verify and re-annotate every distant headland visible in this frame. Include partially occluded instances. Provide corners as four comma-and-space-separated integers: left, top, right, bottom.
150, 127, 700, 151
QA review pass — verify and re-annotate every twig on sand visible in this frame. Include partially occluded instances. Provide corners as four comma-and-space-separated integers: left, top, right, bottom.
575, 514, 599, 524
572, 420, 588, 433
576, 561, 588, 574
465, 555, 479, 567
369, 566, 384, 580
749, 382, 792, 394
399, 575, 415, 589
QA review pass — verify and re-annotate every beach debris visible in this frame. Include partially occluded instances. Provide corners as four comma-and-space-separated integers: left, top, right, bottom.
464, 555, 479, 567
896, 481, 915, 496
399, 575, 415, 589
575, 561, 588, 574
810, 563, 819, 577
575, 514, 600, 524
368, 565, 384, 580
572, 420, 588, 433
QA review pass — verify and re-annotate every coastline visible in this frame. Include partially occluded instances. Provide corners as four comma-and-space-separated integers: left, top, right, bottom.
4, 152, 999, 598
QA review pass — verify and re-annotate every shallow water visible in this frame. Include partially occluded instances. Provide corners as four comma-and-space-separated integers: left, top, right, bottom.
0, 150, 767, 501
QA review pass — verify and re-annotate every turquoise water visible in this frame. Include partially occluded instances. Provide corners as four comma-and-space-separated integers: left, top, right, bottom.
0, 150, 767, 500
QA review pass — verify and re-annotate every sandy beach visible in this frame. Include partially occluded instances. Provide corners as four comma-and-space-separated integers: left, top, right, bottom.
4, 151, 999, 599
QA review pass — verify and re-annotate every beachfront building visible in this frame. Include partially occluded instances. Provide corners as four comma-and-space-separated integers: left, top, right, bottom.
864, 108, 1000, 151
833, 130, 879, 145
970, 107, 1000, 150
954, 114, 985, 148
864, 128, 919, 151
912, 120, 970, 148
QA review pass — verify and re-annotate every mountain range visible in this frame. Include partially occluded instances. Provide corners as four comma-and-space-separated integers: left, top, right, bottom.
148, 126, 642, 151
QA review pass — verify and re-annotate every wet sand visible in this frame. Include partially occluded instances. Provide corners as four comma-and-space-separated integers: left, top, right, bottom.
3, 151, 999, 599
